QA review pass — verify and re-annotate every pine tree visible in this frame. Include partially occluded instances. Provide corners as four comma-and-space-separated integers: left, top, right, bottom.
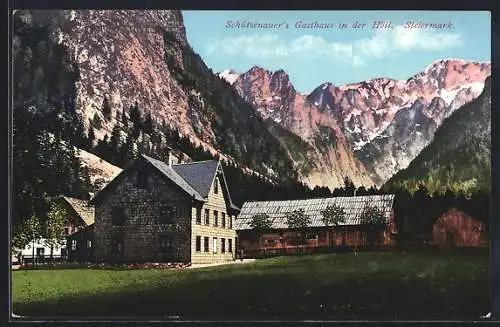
130, 101, 142, 138
87, 125, 95, 150
109, 125, 122, 164
92, 112, 102, 129
343, 176, 356, 196
95, 135, 111, 162
72, 113, 87, 149
102, 97, 112, 121
144, 111, 153, 135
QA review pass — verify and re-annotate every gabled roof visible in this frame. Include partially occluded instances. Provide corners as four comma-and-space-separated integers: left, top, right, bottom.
171, 160, 220, 198
90, 155, 205, 204
234, 194, 395, 230
67, 223, 94, 239
61, 196, 95, 226
89, 154, 240, 211
172, 159, 240, 212
141, 155, 204, 201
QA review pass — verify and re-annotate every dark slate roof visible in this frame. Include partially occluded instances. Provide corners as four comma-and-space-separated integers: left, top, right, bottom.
171, 160, 220, 198
234, 194, 395, 230
141, 155, 205, 201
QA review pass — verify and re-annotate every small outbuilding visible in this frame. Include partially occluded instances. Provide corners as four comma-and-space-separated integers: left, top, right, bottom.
67, 224, 95, 263
59, 196, 95, 262
430, 208, 487, 247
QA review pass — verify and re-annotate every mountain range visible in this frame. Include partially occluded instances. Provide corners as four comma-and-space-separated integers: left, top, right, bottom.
13, 9, 491, 192
220, 59, 490, 187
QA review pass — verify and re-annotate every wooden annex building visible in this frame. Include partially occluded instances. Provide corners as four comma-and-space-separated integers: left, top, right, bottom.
60, 196, 96, 262
430, 208, 487, 247
234, 195, 397, 257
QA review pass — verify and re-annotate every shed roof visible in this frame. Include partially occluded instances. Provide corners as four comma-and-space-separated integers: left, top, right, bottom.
234, 194, 395, 230
61, 196, 95, 226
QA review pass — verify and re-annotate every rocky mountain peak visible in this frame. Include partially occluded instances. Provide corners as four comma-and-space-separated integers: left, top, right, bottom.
228, 59, 490, 187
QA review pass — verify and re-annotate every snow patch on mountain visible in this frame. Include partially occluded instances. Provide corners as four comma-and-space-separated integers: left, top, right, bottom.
218, 69, 241, 85
440, 82, 485, 106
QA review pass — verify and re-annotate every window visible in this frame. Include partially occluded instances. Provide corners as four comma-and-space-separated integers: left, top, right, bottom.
71, 240, 77, 251
204, 237, 209, 252
64, 227, 69, 235
112, 235, 123, 254
137, 168, 148, 189
204, 209, 210, 225
159, 206, 174, 224
229, 215, 233, 229
195, 207, 201, 224
87, 240, 92, 249
228, 239, 232, 253
213, 237, 218, 254
111, 207, 125, 226
36, 248, 45, 257
222, 212, 226, 228
221, 238, 226, 253
214, 179, 218, 194
159, 235, 172, 253
214, 211, 218, 226
195, 236, 201, 252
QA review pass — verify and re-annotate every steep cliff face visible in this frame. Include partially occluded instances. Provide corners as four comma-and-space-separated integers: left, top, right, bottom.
226, 59, 491, 186
13, 9, 299, 182
18, 10, 195, 141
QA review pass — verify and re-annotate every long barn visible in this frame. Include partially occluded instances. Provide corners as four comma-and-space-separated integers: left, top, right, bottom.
234, 195, 397, 257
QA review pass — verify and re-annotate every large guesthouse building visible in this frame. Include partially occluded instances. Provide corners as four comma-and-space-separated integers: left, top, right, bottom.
89, 153, 240, 264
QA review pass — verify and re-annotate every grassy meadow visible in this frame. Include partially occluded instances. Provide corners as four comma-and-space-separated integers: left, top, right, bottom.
12, 250, 489, 320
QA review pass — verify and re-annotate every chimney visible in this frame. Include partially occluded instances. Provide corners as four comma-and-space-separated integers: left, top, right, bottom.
166, 146, 173, 166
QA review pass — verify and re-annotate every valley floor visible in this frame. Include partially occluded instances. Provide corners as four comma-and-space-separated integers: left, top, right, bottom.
12, 250, 489, 320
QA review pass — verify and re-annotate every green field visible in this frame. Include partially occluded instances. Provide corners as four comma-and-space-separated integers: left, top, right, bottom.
12, 250, 489, 320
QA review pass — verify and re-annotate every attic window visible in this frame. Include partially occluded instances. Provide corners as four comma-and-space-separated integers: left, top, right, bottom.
137, 169, 148, 189
214, 178, 219, 194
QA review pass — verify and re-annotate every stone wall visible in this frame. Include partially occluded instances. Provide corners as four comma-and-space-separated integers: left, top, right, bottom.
94, 160, 194, 263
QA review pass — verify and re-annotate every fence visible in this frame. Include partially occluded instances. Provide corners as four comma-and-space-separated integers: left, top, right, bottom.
239, 243, 488, 259
20, 255, 68, 266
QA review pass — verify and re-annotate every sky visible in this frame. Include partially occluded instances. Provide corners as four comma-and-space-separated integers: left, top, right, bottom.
182, 11, 491, 93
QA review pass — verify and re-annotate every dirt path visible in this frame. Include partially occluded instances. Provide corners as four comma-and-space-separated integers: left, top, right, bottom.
187, 259, 256, 269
